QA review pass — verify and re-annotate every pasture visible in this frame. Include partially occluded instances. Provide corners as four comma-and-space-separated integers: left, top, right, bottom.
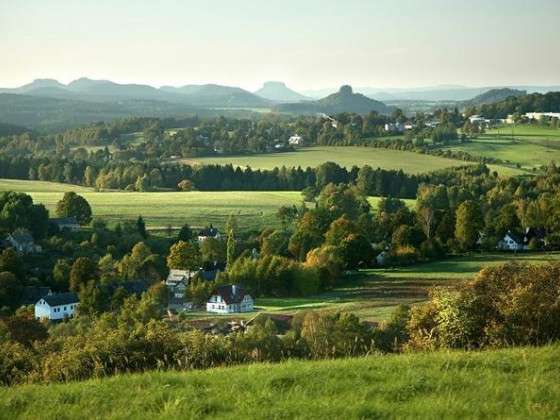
1, 344, 558, 419
0, 179, 413, 231
181, 146, 472, 173
445, 125, 560, 170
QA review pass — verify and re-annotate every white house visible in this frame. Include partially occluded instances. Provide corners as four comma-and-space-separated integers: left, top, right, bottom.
6, 230, 41, 255
497, 231, 524, 251
206, 284, 254, 314
288, 135, 303, 146
35, 292, 79, 321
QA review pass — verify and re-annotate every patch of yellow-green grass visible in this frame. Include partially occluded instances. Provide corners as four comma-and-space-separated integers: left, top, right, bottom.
27, 190, 305, 232
0, 179, 92, 193
1, 345, 558, 419
181, 146, 473, 174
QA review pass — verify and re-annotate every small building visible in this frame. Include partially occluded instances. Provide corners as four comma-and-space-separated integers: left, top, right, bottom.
206, 284, 254, 314
384, 122, 405, 133
35, 292, 79, 321
165, 269, 197, 299
198, 225, 221, 242
6, 230, 41, 255
288, 135, 303, 146
497, 231, 524, 251
50, 217, 80, 232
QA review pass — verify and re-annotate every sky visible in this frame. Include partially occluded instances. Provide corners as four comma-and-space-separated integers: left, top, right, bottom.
1, 0, 559, 91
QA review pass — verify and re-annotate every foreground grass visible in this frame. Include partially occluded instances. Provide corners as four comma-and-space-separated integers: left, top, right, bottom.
1, 345, 558, 419
181, 146, 471, 174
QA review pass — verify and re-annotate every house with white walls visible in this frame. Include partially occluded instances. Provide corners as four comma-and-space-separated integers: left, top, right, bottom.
35, 292, 79, 321
206, 284, 253, 314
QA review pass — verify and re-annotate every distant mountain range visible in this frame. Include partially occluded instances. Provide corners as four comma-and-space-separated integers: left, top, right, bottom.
0, 78, 270, 108
276, 85, 393, 115
302, 85, 560, 102
254, 81, 310, 102
0, 77, 557, 131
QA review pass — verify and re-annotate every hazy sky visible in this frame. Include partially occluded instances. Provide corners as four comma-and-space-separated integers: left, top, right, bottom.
1, 0, 559, 90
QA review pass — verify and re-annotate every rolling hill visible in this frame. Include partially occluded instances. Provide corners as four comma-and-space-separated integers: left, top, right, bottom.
254, 81, 310, 102
161, 84, 270, 107
276, 85, 393, 115
1, 345, 557, 419
463, 88, 527, 106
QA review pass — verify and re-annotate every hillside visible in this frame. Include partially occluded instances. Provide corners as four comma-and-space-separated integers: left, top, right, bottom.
277, 85, 393, 115
464, 88, 526, 106
0, 93, 199, 131
1, 345, 558, 419
162, 84, 271, 108
254, 81, 310, 102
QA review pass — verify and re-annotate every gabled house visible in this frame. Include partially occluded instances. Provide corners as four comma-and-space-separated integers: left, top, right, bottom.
165, 269, 197, 299
50, 217, 80, 232
206, 284, 254, 314
497, 231, 524, 251
35, 292, 79, 321
6, 230, 41, 255
198, 225, 221, 242
288, 135, 303, 146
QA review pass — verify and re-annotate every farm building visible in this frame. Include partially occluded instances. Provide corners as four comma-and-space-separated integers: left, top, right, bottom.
35, 292, 79, 321
288, 135, 303, 146
206, 284, 254, 314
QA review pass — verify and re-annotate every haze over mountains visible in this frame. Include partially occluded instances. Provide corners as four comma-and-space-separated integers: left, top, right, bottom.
0, 77, 557, 131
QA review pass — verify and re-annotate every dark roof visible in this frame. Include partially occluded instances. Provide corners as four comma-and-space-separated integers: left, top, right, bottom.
9, 231, 34, 244
524, 227, 546, 243
505, 231, 523, 244
41, 292, 79, 306
101, 282, 150, 296
199, 225, 219, 237
211, 284, 249, 304
50, 217, 79, 225
22, 287, 52, 305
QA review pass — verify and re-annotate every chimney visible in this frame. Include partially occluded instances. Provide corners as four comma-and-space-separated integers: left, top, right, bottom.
231, 284, 237, 296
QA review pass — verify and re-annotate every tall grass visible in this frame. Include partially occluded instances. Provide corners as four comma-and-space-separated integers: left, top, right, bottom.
1, 344, 558, 419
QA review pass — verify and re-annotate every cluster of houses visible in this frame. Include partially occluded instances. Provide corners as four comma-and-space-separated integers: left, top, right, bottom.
384, 121, 415, 133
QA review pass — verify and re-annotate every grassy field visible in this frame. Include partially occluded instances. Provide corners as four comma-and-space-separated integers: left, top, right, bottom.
183, 252, 560, 323
0, 179, 91, 193
181, 146, 472, 174
444, 125, 560, 170
0, 179, 413, 231
1, 344, 558, 419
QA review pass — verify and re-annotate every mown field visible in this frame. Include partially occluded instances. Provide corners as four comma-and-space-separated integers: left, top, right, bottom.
181, 146, 472, 174
444, 125, 560, 170
1, 344, 558, 419
184, 252, 560, 323
0, 179, 414, 232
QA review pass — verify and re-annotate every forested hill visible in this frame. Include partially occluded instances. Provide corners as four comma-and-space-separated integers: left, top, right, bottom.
276, 85, 393, 115
477, 91, 560, 118
464, 88, 526, 107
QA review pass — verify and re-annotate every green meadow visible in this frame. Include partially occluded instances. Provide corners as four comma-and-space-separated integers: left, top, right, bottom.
444, 125, 560, 170
1, 344, 558, 419
0, 179, 413, 231
181, 146, 471, 173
